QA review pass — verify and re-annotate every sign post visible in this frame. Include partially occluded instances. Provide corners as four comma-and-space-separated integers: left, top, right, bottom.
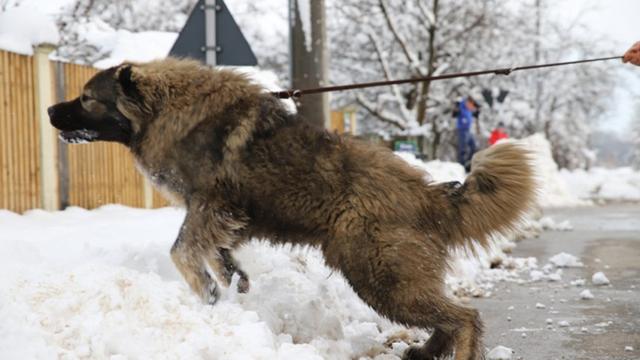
204, 0, 217, 66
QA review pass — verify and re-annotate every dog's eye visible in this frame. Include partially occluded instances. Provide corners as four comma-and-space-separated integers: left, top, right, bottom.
81, 94, 92, 103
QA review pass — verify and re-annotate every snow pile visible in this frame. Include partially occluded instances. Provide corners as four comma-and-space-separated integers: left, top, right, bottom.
397, 134, 589, 209
570, 278, 586, 287
0, 170, 555, 358
487, 345, 513, 360
519, 134, 587, 208
591, 272, 610, 286
0, 206, 415, 359
0, 4, 60, 55
559, 167, 640, 202
394, 152, 466, 183
579, 289, 594, 300
0, 210, 545, 358
538, 216, 573, 231
549, 252, 583, 268
446, 245, 538, 298
529, 266, 562, 282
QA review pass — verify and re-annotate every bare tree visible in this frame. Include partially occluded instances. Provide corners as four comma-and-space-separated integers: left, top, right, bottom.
0, 0, 21, 12
329, 0, 617, 165
55, 0, 195, 64
330, 0, 496, 159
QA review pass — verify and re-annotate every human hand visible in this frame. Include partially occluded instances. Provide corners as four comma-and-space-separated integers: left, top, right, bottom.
623, 41, 640, 66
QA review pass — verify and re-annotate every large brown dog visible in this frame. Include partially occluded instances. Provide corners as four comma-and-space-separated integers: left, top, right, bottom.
49, 58, 536, 360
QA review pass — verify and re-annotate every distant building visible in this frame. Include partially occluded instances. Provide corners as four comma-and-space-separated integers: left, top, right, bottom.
330, 105, 358, 135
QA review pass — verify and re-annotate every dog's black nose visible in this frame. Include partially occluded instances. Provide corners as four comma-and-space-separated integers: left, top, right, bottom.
47, 106, 55, 118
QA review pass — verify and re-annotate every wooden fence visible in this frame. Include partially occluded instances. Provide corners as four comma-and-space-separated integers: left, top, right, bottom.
0, 51, 40, 212
0, 47, 168, 212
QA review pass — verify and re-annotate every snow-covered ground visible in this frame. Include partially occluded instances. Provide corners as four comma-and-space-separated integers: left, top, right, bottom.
0, 135, 582, 359
0, 204, 548, 360
0, 206, 406, 359
1, 3, 636, 354
560, 166, 640, 203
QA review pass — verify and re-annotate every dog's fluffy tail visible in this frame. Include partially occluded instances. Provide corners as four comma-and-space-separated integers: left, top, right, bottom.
447, 141, 537, 250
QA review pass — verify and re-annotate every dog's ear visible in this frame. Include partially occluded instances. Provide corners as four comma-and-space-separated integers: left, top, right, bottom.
117, 64, 144, 103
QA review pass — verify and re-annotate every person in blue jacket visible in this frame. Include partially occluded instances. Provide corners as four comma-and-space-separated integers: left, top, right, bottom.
455, 96, 479, 171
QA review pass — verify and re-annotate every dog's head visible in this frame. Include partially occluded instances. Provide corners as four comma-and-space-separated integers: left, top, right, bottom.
48, 62, 160, 146
49, 59, 261, 147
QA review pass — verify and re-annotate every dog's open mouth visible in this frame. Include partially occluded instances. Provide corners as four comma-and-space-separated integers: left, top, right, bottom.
58, 129, 99, 144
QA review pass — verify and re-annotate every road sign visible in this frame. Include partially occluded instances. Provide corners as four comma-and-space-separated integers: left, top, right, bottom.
169, 0, 257, 66
394, 140, 419, 154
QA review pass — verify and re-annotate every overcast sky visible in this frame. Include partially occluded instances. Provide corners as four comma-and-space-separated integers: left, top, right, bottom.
552, 0, 640, 136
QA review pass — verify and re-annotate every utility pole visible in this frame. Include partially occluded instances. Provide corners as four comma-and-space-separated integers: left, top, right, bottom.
534, 0, 543, 131
290, 0, 329, 129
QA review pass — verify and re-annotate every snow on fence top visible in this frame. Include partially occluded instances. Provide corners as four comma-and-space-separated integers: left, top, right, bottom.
0, 5, 60, 55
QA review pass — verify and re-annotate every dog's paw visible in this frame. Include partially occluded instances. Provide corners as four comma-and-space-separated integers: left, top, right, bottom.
402, 346, 436, 360
204, 280, 220, 305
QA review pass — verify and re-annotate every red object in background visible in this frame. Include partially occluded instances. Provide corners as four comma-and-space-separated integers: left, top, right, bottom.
489, 128, 508, 146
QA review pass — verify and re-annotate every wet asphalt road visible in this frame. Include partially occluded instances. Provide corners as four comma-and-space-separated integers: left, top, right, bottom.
473, 204, 640, 360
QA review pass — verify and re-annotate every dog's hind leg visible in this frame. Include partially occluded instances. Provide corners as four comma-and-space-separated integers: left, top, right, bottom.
329, 227, 483, 360
392, 256, 483, 360
400, 300, 483, 360
404, 328, 454, 360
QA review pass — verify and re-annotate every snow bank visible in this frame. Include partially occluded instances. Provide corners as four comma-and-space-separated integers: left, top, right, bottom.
538, 216, 573, 231
0, 142, 570, 358
0, 5, 59, 55
591, 271, 610, 286
394, 152, 466, 183
519, 134, 587, 208
0, 204, 547, 357
487, 345, 514, 360
579, 289, 594, 300
560, 167, 640, 202
397, 134, 588, 209
549, 252, 583, 268
0, 206, 412, 359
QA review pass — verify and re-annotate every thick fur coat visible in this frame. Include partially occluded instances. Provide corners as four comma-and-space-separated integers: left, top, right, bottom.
48, 58, 537, 360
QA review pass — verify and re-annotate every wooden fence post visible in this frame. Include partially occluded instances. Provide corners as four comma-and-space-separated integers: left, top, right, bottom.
33, 44, 59, 211
54, 61, 69, 209
143, 179, 154, 209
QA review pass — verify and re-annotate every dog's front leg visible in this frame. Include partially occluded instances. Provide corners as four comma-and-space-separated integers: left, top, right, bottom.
220, 248, 250, 293
204, 246, 250, 294
171, 214, 221, 304
171, 204, 250, 304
